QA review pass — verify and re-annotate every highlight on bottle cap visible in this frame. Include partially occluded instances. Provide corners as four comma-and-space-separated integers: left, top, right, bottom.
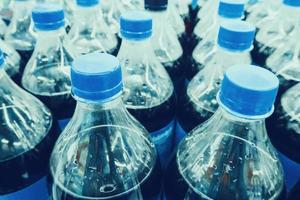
32, 3, 65, 31
283, 0, 300, 7
218, 0, 245, 19
71, 53, 123, 101
76, 0, 99, 7
120, 11, 152, 40
219, 65, 279, 117
0, 49, 4, 66
217, 20, 256, 51
145, 0, 168, 11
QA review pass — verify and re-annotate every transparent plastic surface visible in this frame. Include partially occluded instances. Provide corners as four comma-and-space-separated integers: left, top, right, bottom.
196, 0, 218, 23
68, 5, 118, 55
255, 4, 299, 51
101, 0, 143, 35
0, 68, 58, 195
176, 107, 284, 200
266, 25, 300, 83
192, 17, 242, 72
267, 83, 300, 162
168, 2, 185, 38
0, 19, 7, 38
150, 11, 183, 64
194, 0, 218, 39
0, 39, 21, 80
188, 48, 252, 118
171, 0, 189, 18
118, 39, 174, 110
4, 0, 35, 51
246, 0, 280, 29
50, 97, 160, 199
22, 28, 75, 119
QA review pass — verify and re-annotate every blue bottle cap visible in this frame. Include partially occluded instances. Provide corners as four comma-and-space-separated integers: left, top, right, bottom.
218, 0, 245, 19
71, 53, 123, 101
218, 20, 256, 51
120, 11, 152, 40
145, 0, 168, 11
219, 65, 279, 117
283, 0, 300, 6
0, 49, 4, 66
76, 0, 99, 7
32, 4, 65, 31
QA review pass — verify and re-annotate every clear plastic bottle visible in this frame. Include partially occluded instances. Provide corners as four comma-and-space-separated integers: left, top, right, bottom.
253, 0, 300, 67
246, 0, 280, 29
0, 40, 21, 84
4, 0, 36, 72
267, 83, 300, 192
68, 0, 118, 56
264, 11, 300, 101
168, 0, 186, 45
50, 52, 162, 200
187, 0, 246, 81
164, 65, 285, 200
0, 0, 12, 25
0, 19, 7, 38
0, 49, 59, 199
145, 0, 184, 96
176, 21, 255, 143
22, 3, 76, 129
118, 11, 176, 168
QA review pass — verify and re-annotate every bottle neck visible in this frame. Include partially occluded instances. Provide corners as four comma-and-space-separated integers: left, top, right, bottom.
35, 27, 66, 50
76, 95, 125, 111
74, 5, 101, 26
148, 10, 168, 31
119, 37, 157, 60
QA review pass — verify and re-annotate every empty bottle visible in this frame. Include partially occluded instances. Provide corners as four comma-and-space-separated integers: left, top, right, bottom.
0, 40, 21, 84
176, 21, 255, 143
246, 0, 280, 29
264, 9, 300, 101
168, 0, 186, 46
0, 49, 59, 200
22, 3, 76, 129
145, 0, 184, 96
50, 52, 162, 200
187, 0, 246, 80
118, 11, 176, 168
267, 83, 300, 191
253, 0, 300, 67
68, 0, 118, 55
4, 0, 36, 73
164, 65, 285, 200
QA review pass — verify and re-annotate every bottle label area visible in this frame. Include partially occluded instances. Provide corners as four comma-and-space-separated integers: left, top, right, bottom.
0, 177, 49, 200
151, 120, 175, 168
58, 118, 71, 130
278, 151, 300, 192
174, 121, 187, 146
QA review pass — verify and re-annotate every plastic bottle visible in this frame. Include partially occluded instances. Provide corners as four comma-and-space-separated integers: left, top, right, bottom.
176, 21, 255, 143
0, 49, 59, 200
4, 0, 36, 73
168, 0, 186, 46
267, 83, 300, 192
68, 0, 118, 55
145, 0, 184, 96
187, 0, 246, 81
0, 40, 21, 84
164, 64, 285, 200
118, 11, 176, 168
22, 3, 76, 129
264, 9, 300, 101
50, 52, 162, 200
253, 0, 300, 67
246, 0, 280, 29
